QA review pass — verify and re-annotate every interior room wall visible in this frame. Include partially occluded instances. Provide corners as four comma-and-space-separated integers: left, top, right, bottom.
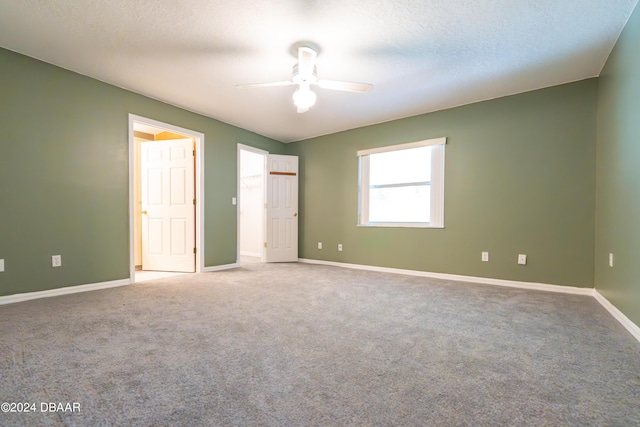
286, 79, 598, 288
595, 2, 640, 325
0, 47, 284, 297
154, 131, 189, 141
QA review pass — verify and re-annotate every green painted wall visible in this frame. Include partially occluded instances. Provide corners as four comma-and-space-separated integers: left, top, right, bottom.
595, 3, 640, 325
287, 80, 598, 288
0, 48, 284, 297
3, 29, 634, 310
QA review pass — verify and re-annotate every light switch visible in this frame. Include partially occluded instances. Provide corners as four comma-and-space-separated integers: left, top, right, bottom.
0, 259, 4, 272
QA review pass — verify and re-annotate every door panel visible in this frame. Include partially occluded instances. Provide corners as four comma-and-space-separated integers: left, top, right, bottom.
148, 219, 163, 254
141, 139, 195, 272
170, 218, 187, 255
265, 154, 298, 262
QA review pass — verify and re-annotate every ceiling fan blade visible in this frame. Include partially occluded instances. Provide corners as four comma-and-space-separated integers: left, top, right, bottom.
298, 47, 317, 78
318, 80, 373, 92
236, 81, 294, 88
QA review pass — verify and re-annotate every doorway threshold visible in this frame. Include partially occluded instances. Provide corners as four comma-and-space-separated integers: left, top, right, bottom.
135, 271, 190, 283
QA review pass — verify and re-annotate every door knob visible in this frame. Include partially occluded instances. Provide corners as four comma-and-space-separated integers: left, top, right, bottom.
141, 210, 148, 215
293, 212, 298, 217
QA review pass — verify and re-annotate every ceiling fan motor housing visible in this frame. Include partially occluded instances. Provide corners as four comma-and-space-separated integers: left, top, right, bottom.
292, 64, 318, 84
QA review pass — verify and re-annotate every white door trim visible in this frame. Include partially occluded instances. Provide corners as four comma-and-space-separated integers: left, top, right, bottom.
237, 144, 268, 263
128, 114, 205, 282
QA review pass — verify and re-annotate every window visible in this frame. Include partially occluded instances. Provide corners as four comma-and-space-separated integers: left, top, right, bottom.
358, 137, 446, 228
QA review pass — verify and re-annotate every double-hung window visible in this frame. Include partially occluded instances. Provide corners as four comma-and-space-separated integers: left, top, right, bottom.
358, 137, 446, 228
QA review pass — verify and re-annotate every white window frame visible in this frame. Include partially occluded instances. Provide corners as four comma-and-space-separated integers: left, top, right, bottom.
358, 137, 446, 228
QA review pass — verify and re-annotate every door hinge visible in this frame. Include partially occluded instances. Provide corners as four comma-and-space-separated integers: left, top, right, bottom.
193, 199, 196, 205
264, 203, 267, 208
264, 242, 267, 248
193, 150, 196, 157
193, 247, 197, 254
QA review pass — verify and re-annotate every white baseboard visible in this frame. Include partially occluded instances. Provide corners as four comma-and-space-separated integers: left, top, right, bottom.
0, 278, 131, 306
202, 262, 239, 272
298, 258, 593, 295
0, 263, 240, 305
593, 290, 640, 342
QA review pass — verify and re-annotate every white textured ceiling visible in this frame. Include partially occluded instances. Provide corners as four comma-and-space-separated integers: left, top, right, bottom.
0, 0, 637, 142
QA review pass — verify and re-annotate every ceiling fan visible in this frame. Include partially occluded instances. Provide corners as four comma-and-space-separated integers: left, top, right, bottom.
236, 46, 373, 113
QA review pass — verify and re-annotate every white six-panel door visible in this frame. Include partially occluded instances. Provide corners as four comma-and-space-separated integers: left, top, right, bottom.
265, 154, 298, 262
141, 139, 195, 272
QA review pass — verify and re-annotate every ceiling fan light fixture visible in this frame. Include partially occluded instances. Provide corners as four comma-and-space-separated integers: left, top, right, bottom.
292, 84, 317, 111
237, 44, 372, 113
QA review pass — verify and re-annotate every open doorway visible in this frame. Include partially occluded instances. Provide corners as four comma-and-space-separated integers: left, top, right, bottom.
238, 144, 267, 264
237, 145, 299, 264
128, 114, 205, 282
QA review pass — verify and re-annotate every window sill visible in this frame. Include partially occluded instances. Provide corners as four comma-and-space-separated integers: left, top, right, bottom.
357, 223, 445, 229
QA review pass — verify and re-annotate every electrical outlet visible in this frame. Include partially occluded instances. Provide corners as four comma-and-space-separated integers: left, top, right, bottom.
481, 252, 489, 262
0, 259, 4, 272
52, 255, 62, 267
318, 242, 323, 249
338, 244, 343, 252
609, 253, 614, 267
232, 197, 237, 205
517, 254, 527, 265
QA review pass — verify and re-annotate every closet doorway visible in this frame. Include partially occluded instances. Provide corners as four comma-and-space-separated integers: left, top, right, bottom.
238, 144, 267, 264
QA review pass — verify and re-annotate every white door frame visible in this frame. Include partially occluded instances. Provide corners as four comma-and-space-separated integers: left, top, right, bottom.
237, 144, 268, 263
128, 114, 205, 281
